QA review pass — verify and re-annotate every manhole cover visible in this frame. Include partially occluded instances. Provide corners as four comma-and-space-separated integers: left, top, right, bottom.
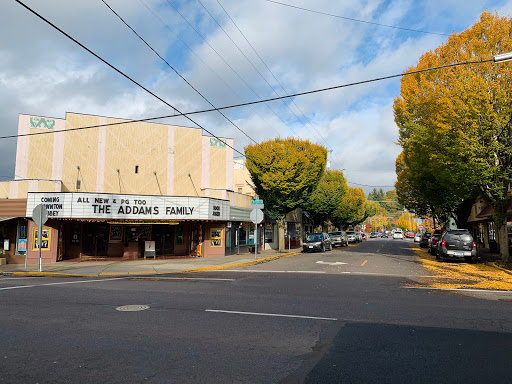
116, 305, 150, 312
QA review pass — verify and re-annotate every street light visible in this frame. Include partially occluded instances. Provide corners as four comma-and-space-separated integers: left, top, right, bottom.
494, 52, 512, 63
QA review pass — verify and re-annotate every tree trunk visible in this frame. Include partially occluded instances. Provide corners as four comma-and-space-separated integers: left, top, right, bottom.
497, 222, 509, 262
277, 216, 286, 253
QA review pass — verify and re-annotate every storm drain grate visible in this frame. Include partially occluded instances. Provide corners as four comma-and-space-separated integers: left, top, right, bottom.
116, 305, 150, 312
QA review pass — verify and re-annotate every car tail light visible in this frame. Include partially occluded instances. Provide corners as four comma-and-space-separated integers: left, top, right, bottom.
473, 242, 476, 249
442, 240, 445, 247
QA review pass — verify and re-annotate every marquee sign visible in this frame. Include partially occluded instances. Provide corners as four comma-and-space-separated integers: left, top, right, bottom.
26, 193, 229, 221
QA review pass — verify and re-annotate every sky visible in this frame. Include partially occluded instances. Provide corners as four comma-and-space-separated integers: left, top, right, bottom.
2, 0, 512, 195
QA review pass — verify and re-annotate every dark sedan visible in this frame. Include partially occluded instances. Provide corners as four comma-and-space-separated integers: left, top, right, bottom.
420, 232, 431, 248
303, 232, 332, 253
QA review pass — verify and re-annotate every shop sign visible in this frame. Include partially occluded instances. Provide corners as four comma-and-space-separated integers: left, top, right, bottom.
27, 193, 229, 221
30, 117, 55, 130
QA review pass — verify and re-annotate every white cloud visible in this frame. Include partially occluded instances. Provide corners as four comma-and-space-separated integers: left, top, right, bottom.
0, 0, 510, 191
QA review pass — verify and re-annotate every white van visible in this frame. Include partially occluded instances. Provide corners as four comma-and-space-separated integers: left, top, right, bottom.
393, 229, 404, 239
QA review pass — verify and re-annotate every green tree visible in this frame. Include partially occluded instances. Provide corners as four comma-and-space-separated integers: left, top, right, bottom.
334, 186, 366, 227
307, 170, 348, 230
245, 138, 327, 251
394, 12, 512, 260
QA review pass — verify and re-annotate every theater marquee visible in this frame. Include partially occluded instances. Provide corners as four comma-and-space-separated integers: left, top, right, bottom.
26, 193, 230, 221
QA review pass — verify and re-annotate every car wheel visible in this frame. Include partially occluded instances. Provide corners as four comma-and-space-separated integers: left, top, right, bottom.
436, 252, 443, 262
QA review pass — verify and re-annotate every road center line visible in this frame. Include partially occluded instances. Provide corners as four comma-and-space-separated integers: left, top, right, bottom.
341, 272, 452, 278
0, 277, 126, 291
205, 309, 338, 321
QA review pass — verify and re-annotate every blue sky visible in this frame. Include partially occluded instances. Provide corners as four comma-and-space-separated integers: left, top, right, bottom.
1, 0, 512, 194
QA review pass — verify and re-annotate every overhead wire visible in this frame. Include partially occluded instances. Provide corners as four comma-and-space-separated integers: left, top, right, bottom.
260, 0, 449, 36
13, 0, 245, 158
137, 0, 281, 138
100, 0, 258, 145
215, 0, 345, 170
0, 59, 493, 141
195, 0, 301, 138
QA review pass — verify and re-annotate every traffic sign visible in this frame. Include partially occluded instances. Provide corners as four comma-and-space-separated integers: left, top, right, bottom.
31, 204, 48, 273
32, 204, 48, 226
250, 209, 264, 224
251, 200, 263, 204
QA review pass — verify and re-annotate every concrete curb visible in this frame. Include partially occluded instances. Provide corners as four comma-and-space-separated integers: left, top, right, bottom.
0, 252, 299, 278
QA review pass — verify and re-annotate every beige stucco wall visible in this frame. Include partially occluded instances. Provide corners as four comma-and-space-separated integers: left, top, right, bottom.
11, 112, 242, 204
0, 180, 62, 199
234, 167, 255, 196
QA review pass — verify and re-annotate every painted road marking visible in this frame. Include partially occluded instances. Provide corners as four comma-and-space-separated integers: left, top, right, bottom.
205, 309, 338, 321
402, 286, 512, 294
0, 277, 126, 291
361, 260, 368, 266
0, 277, 50, 280
316, 261, 347, 265
132, 277, 235, 281
213, 270, 326, 274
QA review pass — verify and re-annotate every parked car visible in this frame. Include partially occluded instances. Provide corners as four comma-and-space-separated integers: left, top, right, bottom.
328, 231, 348, 247
355, 232, 363, 242
381, 232, 388, 238
361, 233, 367, 240
420, 232, 431, 248
435, 229, 477, 263
345, 231, 358, 243
303, 232, 332, 253
369, 232, 379, 238
393, 229, 404, 239
405, 231, 415, 239
414, 233, 422, 242
428, 229, 445, 255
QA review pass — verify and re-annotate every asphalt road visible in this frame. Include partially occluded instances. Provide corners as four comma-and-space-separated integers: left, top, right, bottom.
1, 237, 511, 383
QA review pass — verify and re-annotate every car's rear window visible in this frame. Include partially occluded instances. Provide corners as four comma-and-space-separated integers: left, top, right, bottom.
346, 231, 355, 235
329, 232, 342, 236
445, 232, 473, 242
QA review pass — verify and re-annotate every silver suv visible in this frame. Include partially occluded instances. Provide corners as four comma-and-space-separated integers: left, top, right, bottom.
328, 231, 348, 247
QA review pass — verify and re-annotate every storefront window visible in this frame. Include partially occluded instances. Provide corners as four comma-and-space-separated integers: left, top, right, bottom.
265, 224, 273, 243
16, 219, 28, 255
248, 228, 255, 244
239, 227, 247, 245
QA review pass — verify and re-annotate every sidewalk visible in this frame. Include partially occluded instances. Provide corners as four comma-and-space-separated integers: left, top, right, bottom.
0, 249, 300, 277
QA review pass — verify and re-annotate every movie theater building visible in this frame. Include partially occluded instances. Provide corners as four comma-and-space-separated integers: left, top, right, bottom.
0, 112, 253, 264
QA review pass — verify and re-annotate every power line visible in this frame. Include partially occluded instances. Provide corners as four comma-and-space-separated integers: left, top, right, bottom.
0, 58, 494, 141
101, 0, 258, 144
260, 0, 449, 36
216, 0, 345, 170
13, 0, 245, 158
195, 0, 300, 138
136, 0, 281, 139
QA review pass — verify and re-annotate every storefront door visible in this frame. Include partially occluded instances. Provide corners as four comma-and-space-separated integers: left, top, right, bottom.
81, 223, 109, 257
152, 225, 174, 255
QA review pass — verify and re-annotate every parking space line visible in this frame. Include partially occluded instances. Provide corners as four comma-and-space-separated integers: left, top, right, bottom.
361, 260, 368, 266
0, 277, 126, 291
205, 309, 338, 321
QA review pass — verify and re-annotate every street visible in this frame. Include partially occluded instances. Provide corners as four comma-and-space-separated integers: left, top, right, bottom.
1, 238, 512, 383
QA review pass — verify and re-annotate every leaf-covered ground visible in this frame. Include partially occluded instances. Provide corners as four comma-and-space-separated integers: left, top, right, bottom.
410, 245, 512, 291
